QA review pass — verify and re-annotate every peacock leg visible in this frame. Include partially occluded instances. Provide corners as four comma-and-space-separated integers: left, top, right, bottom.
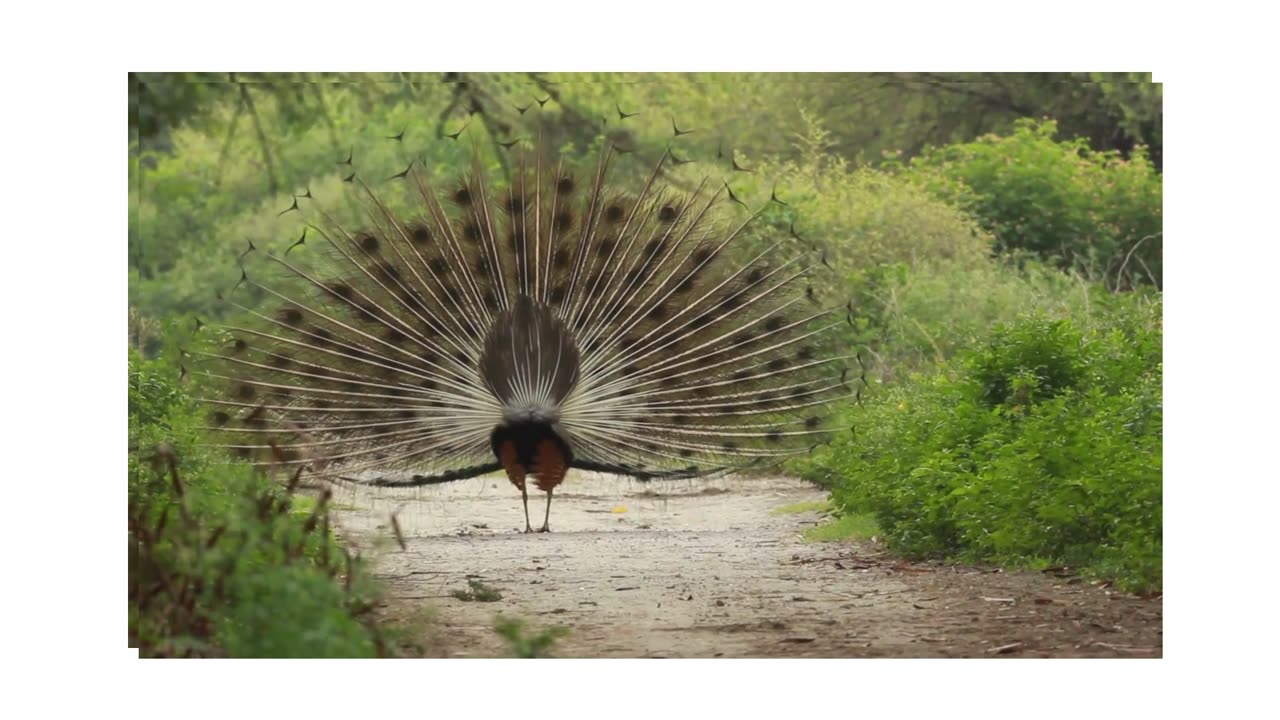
538, 488, 553, 533
522, 482, 533, 533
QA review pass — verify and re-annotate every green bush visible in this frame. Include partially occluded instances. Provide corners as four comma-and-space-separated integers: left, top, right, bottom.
723, 113, 995, 274
843, 257, 1117, 378
903, 119, 1162, 288
795, 300, 1162, 592
129, 334, 388, 657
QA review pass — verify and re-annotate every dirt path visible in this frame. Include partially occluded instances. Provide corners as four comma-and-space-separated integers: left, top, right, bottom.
330, 475, 1162, 658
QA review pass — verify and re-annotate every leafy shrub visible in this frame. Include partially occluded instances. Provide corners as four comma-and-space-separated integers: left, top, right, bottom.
902, 119, 1162, 288
722, 113, 995, 276
795, 299, 1162, 592
129, 336, 389, 657
842, 257, 1118, 378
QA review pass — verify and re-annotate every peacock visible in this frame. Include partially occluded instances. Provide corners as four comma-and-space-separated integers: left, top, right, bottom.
199, 120, 852, 533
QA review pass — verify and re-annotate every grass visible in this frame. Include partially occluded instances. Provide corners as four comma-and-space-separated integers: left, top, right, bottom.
771, 500, 832, 515
493, 616, 570, 658
452, 578, 504, 603
802, 513, 883, 543
771, 499, 881, 542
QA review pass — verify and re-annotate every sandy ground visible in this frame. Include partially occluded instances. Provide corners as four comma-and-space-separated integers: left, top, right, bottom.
328, 474, 1162, 658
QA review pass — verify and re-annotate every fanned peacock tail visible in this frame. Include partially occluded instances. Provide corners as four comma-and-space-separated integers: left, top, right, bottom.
197, 126, 853, 529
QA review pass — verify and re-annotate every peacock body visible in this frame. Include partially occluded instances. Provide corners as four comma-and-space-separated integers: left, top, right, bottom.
201, 130, 850, 532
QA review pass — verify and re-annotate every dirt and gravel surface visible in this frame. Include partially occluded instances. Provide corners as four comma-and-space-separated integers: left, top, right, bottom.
329, 474, 1162, 658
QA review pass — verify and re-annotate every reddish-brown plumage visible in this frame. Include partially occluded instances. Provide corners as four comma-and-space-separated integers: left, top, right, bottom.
498, 439, 525, 491
531, 438, 567, 494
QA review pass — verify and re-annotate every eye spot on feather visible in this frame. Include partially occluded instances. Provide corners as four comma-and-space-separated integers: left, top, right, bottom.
552, 247, 571, 270
508, 225, 528, 250
658, 204, 678, 223
242, 407, 266, 430
453, 186, 472, 206
211, 411, 231, 427
644, 238, 666, 257
730, 369, 750, 382
327, 282, 354, 301
764, 316, 785, 332
270, 354, 292, 369
358, 234, 380, 253
797, 346, 815, 361
604, 204, 625, 223
766, 429, 782, 443
506, 194, 526, 214
384, 328, 407, 345
378, 262, 401, 283
648, 303, 669, 320
596, 237, 616, 258
675, 272, 698, 294
692, 246, 713, 264
556, 176, 576, 195
410, 224, 433, 246
719, 292, 744, 312
721, 441, 738, 453
767, 357, 788, 372
234, 446, 252, 459
554, 209, 574, 232
747, 266, 766, 284
463, 222, 482, 243
805, 416, 821, 429
679, 448, 694, 458
550, 284, 567, 304
236, 383, 257, 400
279, 307, 304, 326
311, 328, 333, 348
231, 338, 248, 353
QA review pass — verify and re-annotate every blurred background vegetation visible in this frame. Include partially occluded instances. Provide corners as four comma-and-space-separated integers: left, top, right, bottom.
129, 72, 1162, 655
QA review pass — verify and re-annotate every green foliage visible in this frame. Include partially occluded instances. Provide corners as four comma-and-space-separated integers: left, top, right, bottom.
452, 579, 504, 603
795, 300, 1162, 592
129, 340, 388, 657
493, 616, 570, 658
727, 112, 994, 272
802, 513, 882, 543
904, 119, 1162, 288
574, 72, 1161, 169
130, 74, 1160, 321
846, 258, 1111, 378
